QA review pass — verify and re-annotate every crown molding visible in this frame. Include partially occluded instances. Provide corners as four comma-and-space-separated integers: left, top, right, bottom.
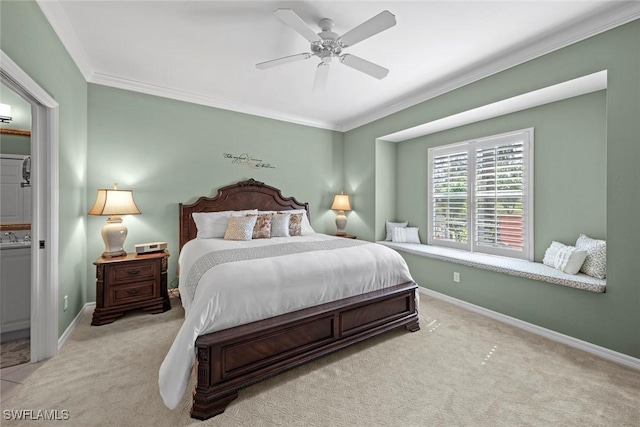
36, 0, 95, 80
342, 1, 640, 131
88, 72, 342, 131
37, 1, 640, 132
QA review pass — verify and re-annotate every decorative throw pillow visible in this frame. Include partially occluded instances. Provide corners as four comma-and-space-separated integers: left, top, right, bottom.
391, 227, 421, 244
386, 221, 409, 241
193, 210, 258, 238
575, 234, 606, 279
542, 241, 587, 275
224, 215, 257, 241
270, 213, 291, 237
249, 214, 272, 239
286, 212, 303, 236
285, 209, 314, 235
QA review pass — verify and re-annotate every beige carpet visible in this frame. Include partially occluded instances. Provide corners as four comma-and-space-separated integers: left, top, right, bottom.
0, 338, 30, 369
3, 295, 639, 426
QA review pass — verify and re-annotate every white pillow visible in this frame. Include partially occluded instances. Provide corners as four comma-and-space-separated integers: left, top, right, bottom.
386, 221, 408, 241
270, 213, 291, 237
575, 234, 606, 279
193, 210, 258, 238
223, 215, 258, 241
391, 227, 421, 244
542, 241, 588, 275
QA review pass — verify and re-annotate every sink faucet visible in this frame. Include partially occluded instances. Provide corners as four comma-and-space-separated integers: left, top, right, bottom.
4, 232, 18, 243
23, 234, 31, 243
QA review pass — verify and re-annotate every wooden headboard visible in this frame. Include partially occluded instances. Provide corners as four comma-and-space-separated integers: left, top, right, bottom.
179, 179, 310, 251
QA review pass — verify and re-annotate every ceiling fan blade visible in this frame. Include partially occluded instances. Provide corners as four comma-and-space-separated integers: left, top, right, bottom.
339, 10, 396, 47
340, 54, 389, 79
256, 53, 312, 70
273, 9, 323, 44
313, 63, 330, 92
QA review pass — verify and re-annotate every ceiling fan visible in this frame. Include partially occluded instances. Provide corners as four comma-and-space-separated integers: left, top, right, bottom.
256, 9, 396, 91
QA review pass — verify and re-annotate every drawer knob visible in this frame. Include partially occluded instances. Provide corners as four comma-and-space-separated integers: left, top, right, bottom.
127, 289, 139, 296
127, 269, 140, 276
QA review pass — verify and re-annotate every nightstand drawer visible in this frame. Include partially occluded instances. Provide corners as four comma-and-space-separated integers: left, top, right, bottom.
109, 261, 156, 284
109, 281, 156, 306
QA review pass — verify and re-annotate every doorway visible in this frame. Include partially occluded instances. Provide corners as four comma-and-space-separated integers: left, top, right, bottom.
0, 82, 32, 367
1, 49, 59, 363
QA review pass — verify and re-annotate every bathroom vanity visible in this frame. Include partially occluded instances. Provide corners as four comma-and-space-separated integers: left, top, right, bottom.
0, 241, 31, 340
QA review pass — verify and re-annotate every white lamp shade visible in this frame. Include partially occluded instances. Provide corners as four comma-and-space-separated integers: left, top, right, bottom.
89, 185, 140, 258
331, 193, 352, 211
88, 188, 141, 216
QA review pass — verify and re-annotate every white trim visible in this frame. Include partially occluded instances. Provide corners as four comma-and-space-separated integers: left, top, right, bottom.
88, 72, 341, 131
1, 50, 60, 363
58, 303, 95, 350
36, 1, 638, 132
418, 287, 640, 371
343, 2, 640, 131
382, 71, 607, 142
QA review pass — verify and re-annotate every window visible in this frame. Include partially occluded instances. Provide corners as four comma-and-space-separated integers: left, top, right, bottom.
428, 128, 533, 260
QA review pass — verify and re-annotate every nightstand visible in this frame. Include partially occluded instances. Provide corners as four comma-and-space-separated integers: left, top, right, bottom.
92, 251, 170, 326
335, 234, 357, 239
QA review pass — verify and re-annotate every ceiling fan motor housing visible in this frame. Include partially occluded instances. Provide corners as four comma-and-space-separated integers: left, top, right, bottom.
312, 18, 342, 61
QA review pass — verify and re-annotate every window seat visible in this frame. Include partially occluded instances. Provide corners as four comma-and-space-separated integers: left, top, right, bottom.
378, 242, 606, 293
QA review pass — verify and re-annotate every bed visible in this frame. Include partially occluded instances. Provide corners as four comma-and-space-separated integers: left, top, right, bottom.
160, 179, 420, 420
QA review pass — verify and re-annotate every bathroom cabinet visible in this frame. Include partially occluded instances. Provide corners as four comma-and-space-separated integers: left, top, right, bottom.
0, 246, 31, 336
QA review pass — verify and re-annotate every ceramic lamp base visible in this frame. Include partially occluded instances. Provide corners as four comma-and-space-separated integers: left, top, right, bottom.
335, 210, 347, 236
101, 216, 128, 258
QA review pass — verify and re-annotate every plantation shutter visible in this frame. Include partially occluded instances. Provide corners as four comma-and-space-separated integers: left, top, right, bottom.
430, 149, 469, 247
474, 135, 526, 253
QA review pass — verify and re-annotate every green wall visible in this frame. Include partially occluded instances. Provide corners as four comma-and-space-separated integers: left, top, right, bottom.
346, 20, 639, 358
4, 0, 638, 360
374, 139, 398, 241
397, 90, 606, 261
0, 134, 31, 156
86, 84, 344, 297
1, 1, 89, 336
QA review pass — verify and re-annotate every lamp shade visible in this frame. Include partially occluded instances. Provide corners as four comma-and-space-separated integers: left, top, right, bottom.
331, 193, 352, 211
88, 186, 141, 216
89, 184, 140, 258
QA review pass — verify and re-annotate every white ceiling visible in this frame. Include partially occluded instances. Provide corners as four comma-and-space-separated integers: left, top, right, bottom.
38, 1, 640, 131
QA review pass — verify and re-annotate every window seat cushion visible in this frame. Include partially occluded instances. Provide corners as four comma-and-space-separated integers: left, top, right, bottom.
377, 242, 606, 293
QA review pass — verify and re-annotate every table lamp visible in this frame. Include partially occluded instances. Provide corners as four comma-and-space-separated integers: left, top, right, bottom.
89, 183, 141, 258
331, 192, 352, 236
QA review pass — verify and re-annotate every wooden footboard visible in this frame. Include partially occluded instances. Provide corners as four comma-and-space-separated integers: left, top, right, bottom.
191, 282, 419, 420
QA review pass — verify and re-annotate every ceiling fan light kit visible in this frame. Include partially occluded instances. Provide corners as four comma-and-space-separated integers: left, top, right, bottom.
256, 9, 396, 91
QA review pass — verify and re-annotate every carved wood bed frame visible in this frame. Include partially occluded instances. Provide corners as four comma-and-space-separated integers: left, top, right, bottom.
179, 179, 420, 420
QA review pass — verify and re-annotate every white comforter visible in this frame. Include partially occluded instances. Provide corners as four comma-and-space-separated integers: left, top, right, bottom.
158, 233, 414, 409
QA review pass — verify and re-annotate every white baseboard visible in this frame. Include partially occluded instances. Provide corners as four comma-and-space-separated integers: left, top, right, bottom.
58, 302, 95, 350
418, 286, 640, 371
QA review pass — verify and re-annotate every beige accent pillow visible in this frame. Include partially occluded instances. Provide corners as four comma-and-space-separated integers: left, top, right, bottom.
575, 234, 606, 279
224, 215, 257, 241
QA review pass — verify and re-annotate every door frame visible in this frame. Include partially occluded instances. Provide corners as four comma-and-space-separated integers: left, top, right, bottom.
1, 50, 59, 362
